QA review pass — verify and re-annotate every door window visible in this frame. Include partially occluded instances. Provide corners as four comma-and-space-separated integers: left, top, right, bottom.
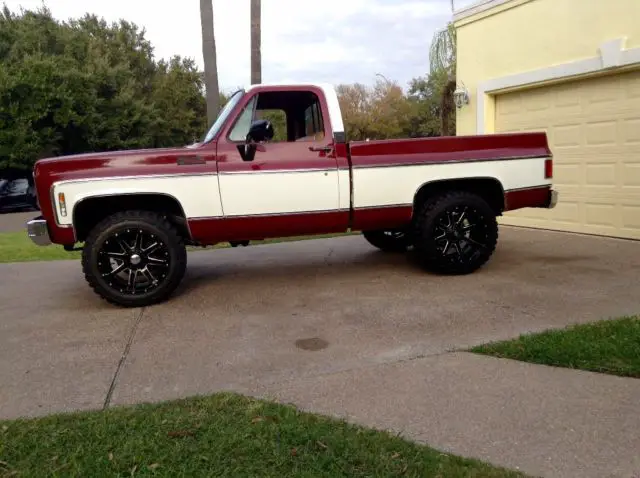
228, 95, 257, 141
227, 90, 326, 144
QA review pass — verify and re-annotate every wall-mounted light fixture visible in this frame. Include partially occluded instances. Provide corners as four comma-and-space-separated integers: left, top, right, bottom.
453, 83, 470, 109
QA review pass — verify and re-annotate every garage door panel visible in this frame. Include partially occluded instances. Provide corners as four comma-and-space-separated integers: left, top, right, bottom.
623, 205, 640, 229
585, 203, 619, 227
585, 120, 618, 145
621, 118, 640, 143
585, 164, 616, 186
496, 69, 640, 240
623, 164, 640, 187
553, 124, 582, 147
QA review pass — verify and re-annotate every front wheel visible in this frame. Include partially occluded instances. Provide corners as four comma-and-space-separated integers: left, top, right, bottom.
82, 210, 187, 307
412, 191, 498, 274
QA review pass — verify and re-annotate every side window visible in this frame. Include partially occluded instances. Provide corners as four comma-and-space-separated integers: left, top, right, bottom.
301, 100, 325, 140
229, 95, 257, 141
7, 179, 28, 194
256, 109, 287, 142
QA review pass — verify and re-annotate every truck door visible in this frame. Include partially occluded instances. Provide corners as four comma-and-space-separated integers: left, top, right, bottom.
216, 86, 349, 238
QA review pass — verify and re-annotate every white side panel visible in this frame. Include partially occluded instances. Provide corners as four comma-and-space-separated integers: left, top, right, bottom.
52, 175, 222, 226
352, 157, 550, 208
218, 170, 341, 216
338, 169, 351, 210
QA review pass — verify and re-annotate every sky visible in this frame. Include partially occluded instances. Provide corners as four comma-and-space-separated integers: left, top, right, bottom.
3, 0, 478, 93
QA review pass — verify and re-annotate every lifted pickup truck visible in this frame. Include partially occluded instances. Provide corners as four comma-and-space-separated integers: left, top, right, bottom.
27, 82, 557, 307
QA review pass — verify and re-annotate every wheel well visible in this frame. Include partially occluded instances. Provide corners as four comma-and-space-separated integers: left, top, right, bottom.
73, 194, 192, 243
413, 178, 505, 215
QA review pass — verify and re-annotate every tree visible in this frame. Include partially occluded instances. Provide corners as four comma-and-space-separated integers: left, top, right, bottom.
250, 0, 261, 84
336, 78, 413, 141
406, 68, 449, 138
429, 15, 457, 136
0, 5, 208, 172
199, 0, 220, 125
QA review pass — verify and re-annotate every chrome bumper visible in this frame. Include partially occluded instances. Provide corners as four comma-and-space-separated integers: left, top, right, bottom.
548, 189, 559, 209
26, 216, 51, 246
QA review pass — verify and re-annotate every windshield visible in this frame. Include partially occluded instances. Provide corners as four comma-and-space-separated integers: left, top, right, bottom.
202, 89, 245, 144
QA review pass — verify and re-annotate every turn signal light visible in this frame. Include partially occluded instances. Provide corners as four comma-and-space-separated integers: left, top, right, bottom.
544, 158, 553, 179
58, 192, 67, 217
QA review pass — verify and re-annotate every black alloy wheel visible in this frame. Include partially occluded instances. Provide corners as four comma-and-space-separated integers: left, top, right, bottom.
82, 211, 187, 307
413, 191, 498, 274
97, 228, 171, 295
433, 205, 488, 262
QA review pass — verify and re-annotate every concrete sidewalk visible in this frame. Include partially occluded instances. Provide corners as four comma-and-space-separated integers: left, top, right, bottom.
244, 352, 640, 478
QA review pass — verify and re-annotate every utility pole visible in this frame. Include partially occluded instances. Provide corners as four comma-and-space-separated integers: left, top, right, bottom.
250, 0, 262, 84
200, 0, 220, 124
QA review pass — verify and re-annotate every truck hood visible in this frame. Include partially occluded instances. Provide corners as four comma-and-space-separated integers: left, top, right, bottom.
33, 143, 213, 180
35, 145, 196, 165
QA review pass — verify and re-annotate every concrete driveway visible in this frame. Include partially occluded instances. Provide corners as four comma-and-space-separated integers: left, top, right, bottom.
1, 226, 639, 477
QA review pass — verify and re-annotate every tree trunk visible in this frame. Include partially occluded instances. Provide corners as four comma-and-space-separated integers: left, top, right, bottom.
199, 0, 220, 125
250, 0, 261, 84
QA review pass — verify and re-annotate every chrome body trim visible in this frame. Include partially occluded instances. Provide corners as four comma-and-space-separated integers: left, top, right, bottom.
26, 217, 51, 246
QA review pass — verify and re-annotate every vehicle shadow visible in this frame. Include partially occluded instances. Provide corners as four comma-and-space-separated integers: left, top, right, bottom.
175, 244, 422, 298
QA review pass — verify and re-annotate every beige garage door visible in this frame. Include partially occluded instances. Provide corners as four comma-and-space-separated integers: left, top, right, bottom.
495, 69, 640, 240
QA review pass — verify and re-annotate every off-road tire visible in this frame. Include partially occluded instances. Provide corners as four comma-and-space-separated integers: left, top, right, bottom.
413, 191, 498, 274
363, 230, 411, 252
82, 210, 187, 307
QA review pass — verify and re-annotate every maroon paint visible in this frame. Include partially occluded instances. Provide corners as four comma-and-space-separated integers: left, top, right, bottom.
188, 211, 348, 244
213, 84, 351, 238
33, 145, 218, 244
31, 82, 553, 247
504, 186, 552, 211
351, 206, 414, 231
349, 132, 551, 167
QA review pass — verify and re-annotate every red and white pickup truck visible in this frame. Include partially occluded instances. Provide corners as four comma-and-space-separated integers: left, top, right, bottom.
27, 82, 557, 307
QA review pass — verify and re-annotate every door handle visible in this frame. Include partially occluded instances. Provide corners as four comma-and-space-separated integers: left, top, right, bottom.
177, 155, 205, 165
309, 146, 333, 153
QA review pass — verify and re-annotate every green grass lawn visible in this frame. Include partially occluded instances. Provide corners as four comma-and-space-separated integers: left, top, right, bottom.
0, 393, 524, 478
0, 231, 356, 264
0, 231, 82, 263
470, 316, 640, 378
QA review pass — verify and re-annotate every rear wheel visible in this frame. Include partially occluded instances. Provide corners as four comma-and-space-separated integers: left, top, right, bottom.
82, 210, 187, 307
363, 229, 411, 252
412, 191, 498, 274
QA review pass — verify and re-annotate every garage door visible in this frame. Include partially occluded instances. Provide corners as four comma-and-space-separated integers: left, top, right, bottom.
495, 69, 640, 240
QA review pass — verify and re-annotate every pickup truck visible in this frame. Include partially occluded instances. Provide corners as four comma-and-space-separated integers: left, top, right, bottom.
27, 82, 557, 307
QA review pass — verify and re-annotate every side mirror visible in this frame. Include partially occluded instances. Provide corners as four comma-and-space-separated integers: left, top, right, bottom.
246, 119, 274, 143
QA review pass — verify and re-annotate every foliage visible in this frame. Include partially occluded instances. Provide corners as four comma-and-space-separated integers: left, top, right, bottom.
427, 20, 458, 136
429, 22, 456, 78
0, 392, 525, 477
0, 5, 207, 172
471, 316, 640, 378
0, 5, 457, 176
336, 73, 451, 141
